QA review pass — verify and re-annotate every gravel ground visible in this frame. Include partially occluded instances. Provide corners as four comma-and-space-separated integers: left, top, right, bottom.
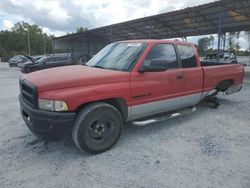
0, 63, 250, 188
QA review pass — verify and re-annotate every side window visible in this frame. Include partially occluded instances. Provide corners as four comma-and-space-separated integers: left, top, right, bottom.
51, 57, 58, 61
59, 57, 70, 61
145, 44, 178, 69
177, 45, 197, 68
54, 57, 61, 61
57, 57, 64, 61
45, 57, 56, 63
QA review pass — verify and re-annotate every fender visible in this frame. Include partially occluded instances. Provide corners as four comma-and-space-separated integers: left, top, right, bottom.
39, 82, 130, 119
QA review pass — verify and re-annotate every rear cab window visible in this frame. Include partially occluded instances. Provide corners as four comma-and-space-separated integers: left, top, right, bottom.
177, 45, 197, 68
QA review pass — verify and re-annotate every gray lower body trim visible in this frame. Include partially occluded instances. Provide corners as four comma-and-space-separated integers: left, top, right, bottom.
127, 92, 202, 121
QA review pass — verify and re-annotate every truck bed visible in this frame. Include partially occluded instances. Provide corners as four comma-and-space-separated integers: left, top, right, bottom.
201, 62, 244, 93
200, 61, 237, 66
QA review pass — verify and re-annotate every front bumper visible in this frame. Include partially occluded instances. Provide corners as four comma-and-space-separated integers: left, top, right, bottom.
19, 94, 75, 133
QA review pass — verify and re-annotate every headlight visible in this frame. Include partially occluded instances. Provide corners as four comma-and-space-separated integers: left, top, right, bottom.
38, 99, 68, 111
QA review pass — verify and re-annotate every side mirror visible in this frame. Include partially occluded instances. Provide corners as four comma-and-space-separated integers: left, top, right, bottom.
139, 59, 168, 73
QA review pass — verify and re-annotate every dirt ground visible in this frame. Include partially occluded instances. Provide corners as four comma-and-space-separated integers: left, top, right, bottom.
0, 63, 250, 188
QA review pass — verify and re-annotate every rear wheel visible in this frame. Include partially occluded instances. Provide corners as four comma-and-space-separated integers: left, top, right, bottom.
72, 102, 123, 154
216, 80, 233, 92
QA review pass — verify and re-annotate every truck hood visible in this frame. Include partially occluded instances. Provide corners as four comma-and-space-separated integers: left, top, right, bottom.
23, 65, 130, 92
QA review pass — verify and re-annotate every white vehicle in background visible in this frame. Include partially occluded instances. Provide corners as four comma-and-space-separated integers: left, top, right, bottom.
204, 51, 237, 64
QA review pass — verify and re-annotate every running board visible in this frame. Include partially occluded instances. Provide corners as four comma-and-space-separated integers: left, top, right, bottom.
132, 106, 196, 126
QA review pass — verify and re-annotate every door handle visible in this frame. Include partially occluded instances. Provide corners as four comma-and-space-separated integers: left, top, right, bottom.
176, 75, 184, 80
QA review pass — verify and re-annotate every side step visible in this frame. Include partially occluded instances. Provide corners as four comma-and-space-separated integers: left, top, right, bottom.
132, 106, 196, 126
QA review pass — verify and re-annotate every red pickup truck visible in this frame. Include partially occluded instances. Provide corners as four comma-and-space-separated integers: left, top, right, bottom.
19, 40, 244, 154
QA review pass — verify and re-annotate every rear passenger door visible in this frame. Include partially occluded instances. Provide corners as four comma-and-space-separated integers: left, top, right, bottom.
176, 45, 203, 106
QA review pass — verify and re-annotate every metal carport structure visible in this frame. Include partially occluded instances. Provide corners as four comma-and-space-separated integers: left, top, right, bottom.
53, 0, 250, 57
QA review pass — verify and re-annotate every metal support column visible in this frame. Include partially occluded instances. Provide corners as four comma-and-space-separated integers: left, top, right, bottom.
66, 39, 69, 56
43, 34, 46, 55
52, 40, 55, 54
148, 20, 152, 39
222, 33, 226, 51
71, 39, 74, 57
217, 9, 224, 63
87, 41, 90, 55
109, 31, 113, 43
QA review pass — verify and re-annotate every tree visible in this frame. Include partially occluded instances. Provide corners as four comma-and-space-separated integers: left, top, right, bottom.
209, 35, 215, 49
0, 21, 53, 57
76, 27, 88, 33
227, 32, 241, 51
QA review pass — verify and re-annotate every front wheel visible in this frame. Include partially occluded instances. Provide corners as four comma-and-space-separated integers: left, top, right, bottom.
72, 102, 123, 154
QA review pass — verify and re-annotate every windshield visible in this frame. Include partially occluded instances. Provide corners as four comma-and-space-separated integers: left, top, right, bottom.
11, 56, 19, 60
86, 42, 147, 71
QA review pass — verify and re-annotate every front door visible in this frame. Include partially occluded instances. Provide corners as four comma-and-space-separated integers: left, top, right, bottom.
129, 43, 184, 120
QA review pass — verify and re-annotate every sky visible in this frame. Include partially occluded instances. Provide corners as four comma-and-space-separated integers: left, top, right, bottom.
0, 0, 249, 50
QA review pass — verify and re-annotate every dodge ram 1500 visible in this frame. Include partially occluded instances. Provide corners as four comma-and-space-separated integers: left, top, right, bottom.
19, 40, 244, 154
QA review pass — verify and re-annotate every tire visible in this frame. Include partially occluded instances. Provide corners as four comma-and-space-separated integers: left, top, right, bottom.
72, 102, 123, 154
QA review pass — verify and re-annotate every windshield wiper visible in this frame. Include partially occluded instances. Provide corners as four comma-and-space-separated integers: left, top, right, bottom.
90, 65, 106, 69
88, 65, 120, 71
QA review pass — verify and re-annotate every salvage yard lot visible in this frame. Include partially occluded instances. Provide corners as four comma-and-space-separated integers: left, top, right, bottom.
0, 63, 250, 188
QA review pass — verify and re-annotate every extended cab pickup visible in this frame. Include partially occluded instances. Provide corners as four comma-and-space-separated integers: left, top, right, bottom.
19, 40, 244, 154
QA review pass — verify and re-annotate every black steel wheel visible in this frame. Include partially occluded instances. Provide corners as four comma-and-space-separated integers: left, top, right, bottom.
72, 102, 123, 154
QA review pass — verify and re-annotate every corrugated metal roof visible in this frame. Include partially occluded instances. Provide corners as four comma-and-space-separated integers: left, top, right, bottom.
54, 0, 250, 42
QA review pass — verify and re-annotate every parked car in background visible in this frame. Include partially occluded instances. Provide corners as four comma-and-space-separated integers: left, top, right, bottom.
20, 56, 74, 73
32, 55, 44, 61
204, 51, 237, 64
17, 55, 36, 67
9, 55, 32, 67
0, 57, 10, 62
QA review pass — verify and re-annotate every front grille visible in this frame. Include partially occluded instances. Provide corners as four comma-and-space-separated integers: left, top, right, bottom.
20, 80, 37, 108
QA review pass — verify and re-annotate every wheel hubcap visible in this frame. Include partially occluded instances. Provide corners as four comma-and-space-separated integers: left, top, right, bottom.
88, 119, 114, 141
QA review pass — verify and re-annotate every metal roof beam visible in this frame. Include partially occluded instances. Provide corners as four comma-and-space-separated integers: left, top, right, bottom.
196, 11, 218, 30
153, 17, 183, 37
223, 1, 250, 20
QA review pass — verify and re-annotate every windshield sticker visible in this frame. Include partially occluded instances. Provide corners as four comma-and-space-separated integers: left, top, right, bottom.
127, 43, 142, 47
